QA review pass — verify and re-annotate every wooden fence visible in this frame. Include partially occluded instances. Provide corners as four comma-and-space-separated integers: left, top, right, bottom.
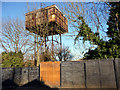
2, 58, 120, 89
40, 59, 120, 89
61, 59, 120, 89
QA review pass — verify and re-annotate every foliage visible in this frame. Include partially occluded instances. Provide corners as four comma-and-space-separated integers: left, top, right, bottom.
27, 62, 32, 67
106, 2, 120, 59
75, 16, 100, 45
75, 2, 120, 59
2, 51, 24, 68
84, 40, 113, 59
107, 2, 120, 39
24, 61, 33, 67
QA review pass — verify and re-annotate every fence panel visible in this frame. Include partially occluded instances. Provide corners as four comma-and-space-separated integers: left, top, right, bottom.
61, 61, 85, 88
86, 60, 101, 88
99, 59, 116, 88
115, 58, 120, 89
118, 59, 120, 89
40, 61, 60, 87
2, 59, 120, 88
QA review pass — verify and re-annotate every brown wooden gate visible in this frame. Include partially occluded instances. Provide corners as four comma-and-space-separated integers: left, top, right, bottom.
40, 61, 61, 87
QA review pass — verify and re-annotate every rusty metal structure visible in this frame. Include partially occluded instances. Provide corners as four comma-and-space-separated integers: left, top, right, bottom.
25, 4, 68, 65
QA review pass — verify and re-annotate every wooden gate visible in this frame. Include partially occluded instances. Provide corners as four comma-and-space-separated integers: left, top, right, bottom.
40, 61, 61, 87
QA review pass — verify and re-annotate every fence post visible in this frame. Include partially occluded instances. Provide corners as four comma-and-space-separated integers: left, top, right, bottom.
84, 62, 87, 88
28, 67, 29, 83
0, 54, 1, 89
38, 64, 40, 81
114, 58, 119, 90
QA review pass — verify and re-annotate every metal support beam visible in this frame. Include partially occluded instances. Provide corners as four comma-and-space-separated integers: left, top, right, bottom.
60, 34, 62, 61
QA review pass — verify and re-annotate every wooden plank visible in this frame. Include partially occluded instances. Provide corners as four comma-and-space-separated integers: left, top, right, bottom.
40, 61, 60, 87
61, 61, 85, 88
86, 60, 101, 88
115, 58, 120, 89
118, 59, 120, 89
99, 60, 116, 88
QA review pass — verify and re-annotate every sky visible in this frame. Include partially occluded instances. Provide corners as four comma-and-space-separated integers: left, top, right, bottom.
1, 2, 110, 60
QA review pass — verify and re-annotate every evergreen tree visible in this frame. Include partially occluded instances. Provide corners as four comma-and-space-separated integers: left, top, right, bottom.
75, 2, 120, 59
84, 2, 120, 59
107, 2, 120, 39
106, 2, 120, 59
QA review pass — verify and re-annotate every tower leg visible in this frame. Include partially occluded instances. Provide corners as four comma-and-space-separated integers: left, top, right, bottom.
60, 34, 62, 61
52, 35, 54, 61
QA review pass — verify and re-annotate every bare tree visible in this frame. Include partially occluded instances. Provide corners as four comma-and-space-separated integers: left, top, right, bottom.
27, 3, 47, 66
1, 18, 34, 55
54, 46, 73, 61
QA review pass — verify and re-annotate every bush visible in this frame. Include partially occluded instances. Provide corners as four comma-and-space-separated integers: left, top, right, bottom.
2, 51, 24, 68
